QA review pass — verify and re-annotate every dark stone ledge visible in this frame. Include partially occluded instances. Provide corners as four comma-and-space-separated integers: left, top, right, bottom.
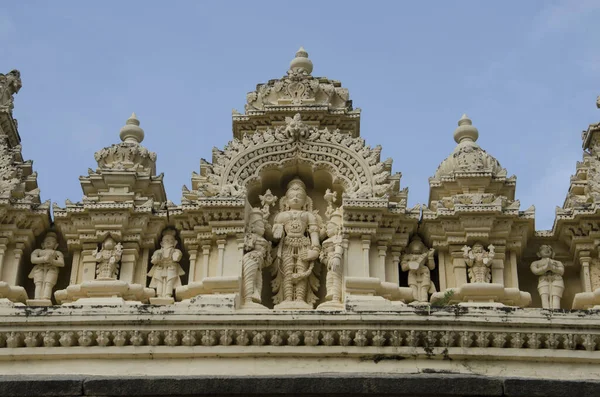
82, 374, 503, 396
503, 377, 600, 397
0, 376, 83, 396
0, 374, 599, 396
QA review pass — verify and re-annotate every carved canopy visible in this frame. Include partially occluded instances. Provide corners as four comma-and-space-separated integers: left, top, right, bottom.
187, 114, 395, 201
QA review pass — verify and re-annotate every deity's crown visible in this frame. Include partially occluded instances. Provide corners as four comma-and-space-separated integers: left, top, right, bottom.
162, 229, 177, 239
44, 231, 58, 241
327, 207, 343, 226
287, 178, 306, 191
248, 207, 264, 225
407, 236, 426, 253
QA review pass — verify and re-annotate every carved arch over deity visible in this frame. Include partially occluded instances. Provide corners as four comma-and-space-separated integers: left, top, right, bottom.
189, 114, 396, 202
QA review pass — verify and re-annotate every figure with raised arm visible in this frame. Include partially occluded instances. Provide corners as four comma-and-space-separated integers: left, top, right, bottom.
401, 237, 436, 302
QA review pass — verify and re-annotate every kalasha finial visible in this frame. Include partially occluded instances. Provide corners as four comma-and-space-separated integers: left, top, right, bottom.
289, 46, 313, 74
453, 114, 479, 144
119, 112, 145, 144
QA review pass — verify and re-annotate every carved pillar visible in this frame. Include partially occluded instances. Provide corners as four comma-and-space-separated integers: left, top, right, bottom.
236, 233, 245, 270
342, 235, 349, 278
216, 238, 226, 277
580, 251, 593, 293
80, 244, 98, 282
361, 235, 371, 278
491, 246, 505, 286
186, 244, 199, 283
0, 237, 8, 280
201, 241, 211, 280
508, 250, 519, 288
69, 250, 81, 285
119, 243, 140, 284
135, 248, 150, 286
437, 249, 447, 291
451, 248, 468, 287
373, 242, 387, 281
387, 246, 402, 285
9, 242, 25, 285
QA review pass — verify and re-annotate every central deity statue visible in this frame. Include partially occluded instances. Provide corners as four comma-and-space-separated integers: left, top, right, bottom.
271, 179, 322, 310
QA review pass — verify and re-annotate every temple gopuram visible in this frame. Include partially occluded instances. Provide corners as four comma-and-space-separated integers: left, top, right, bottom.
1, 49, 600, 396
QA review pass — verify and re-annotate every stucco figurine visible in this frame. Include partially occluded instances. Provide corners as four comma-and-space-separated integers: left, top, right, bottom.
463, 243, 495, 284
93, 236, 123, 280
530, 245, 564, 310
271, 179, 322, 309
28, 232, 64, 301
148, 229, 184, 299
401, 237, 436, 302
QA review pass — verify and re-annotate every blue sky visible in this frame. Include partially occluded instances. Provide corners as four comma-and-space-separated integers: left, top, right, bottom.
1, 1, 599, 230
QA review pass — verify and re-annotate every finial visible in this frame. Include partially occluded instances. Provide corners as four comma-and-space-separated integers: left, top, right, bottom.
290, 46, 313, 74
119, 112, 145, 144
453, 114, 479, 144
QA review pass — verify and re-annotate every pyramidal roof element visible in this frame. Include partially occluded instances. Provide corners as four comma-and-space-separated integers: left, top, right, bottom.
426, 114, 521, 212
233, 47, 361, 139
434, 114, 505, 180
53, 113, 167, 207
95, 113, 155, 174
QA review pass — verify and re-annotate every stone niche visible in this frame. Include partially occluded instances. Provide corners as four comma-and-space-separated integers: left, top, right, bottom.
172, 110, 418, 311
245, 166, 343, 308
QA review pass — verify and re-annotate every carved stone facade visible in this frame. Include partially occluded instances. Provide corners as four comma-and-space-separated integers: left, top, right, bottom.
2, 49, 600, 391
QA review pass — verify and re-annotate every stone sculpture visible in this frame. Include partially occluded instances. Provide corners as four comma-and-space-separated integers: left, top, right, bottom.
530, 245, 564, 310
401, 237, 436, 302
463, 243, 495, 284
241, 205, 273, 309
318, 190, 344, 309
93, 236, 123, 280
148, 229, 184, 303
28, 232, 64, 303
0, 70, 22, 111
271, 179, 322, 310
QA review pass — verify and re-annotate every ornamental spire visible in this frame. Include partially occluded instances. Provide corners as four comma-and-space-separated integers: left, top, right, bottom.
453, 114, 479, 144
119, 112, 145, 144
289, 46, 313, 75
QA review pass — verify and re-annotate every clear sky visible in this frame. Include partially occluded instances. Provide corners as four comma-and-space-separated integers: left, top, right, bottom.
1, 1, 598, 230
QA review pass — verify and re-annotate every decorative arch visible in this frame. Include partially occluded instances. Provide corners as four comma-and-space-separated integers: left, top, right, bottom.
197, 114, 393, 199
